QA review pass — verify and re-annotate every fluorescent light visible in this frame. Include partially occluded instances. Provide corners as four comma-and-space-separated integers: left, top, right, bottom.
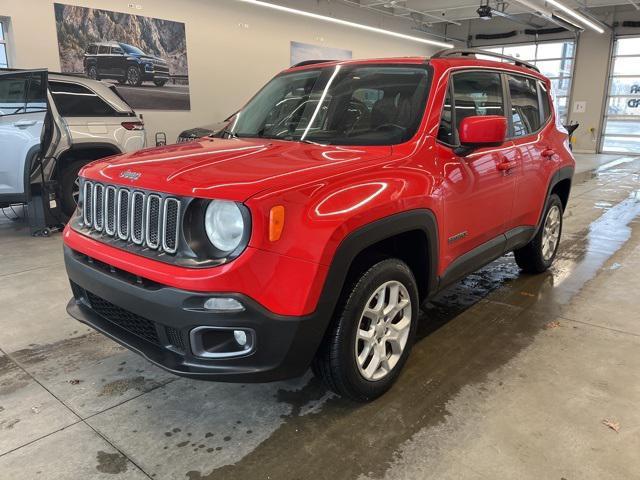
238, 0, 455, 49
545, 0, 605, 33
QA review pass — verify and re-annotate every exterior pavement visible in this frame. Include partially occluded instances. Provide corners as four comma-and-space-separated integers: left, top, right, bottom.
1, 154, 639, 479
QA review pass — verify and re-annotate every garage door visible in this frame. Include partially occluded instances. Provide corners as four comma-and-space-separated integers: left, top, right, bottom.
601, 36, 640, 154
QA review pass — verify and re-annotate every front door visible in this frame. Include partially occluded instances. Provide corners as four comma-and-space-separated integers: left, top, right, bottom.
436, 70, 518, 272
0, 70, 48, 202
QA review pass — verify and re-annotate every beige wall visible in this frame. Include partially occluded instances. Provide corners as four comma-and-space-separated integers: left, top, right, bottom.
568, 29, 613, 153
1, 0, 439, 144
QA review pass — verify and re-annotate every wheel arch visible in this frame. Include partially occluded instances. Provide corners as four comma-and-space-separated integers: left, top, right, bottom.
317, 209, 439, 317
55, 143, 122, 176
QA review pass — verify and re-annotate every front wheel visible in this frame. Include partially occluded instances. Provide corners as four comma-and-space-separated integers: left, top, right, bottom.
312, 258, 418, 402
59, 160, 86, 217
86, 65, 99, 80
126, 66, 142, 86
514, 194, 564, 273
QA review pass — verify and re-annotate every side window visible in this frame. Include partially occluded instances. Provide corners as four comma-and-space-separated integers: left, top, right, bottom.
97, 45, 109, 54
111, 47, 123, 55
25, 72, 47, 113
508, 75, 541, 137
0, 74, 27, 115
437, 87, 454, 144
49, 81, 116, 117
452, 71, 504, 139
539, 81, 552, 123
87, 45, 98, 55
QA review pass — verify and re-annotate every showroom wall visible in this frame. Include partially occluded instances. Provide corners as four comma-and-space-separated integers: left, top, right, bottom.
2, 0, 442, 144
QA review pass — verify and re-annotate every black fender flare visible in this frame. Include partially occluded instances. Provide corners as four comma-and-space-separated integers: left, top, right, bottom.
55, 143, 122, 175
23, 144, 42, 202
309, 209, 439, 330
537, 165, 575, 230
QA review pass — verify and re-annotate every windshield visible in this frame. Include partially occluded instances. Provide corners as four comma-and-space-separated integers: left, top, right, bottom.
120, 44, 145, 56
230, 64, 429, 146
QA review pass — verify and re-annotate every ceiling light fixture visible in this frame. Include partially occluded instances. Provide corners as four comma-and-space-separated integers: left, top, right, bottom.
237, 0, 455, 48
545, 0, 605, 33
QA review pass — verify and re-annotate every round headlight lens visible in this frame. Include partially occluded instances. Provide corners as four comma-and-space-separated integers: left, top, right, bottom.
204, 200, 245, 252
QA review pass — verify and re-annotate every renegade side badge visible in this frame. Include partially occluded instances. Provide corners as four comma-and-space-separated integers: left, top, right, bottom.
448, 231, 468, 244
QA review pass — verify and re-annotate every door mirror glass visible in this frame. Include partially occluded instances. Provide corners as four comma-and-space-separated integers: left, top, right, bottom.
459, 115, 507, 146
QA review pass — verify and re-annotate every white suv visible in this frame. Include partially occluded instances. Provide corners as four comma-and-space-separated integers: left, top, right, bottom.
0, 69, 145, 216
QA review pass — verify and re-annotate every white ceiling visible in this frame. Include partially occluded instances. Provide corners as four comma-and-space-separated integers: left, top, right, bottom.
340, 0, 639, 26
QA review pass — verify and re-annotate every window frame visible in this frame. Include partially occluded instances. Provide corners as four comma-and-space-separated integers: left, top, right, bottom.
504, 72, 552, 139
0, 19, 9, 68
436, 68, 553, 148
0, 70, 47, 118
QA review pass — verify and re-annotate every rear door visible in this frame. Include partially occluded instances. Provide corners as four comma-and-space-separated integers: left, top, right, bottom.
97, 45, 110, 76
436, 70, 518, 271
505, 74, 553, 229
0, 70, 48, 201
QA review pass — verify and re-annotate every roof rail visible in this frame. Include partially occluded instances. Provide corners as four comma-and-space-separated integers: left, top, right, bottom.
291, 59, 337, 68
432, 48, 540, 73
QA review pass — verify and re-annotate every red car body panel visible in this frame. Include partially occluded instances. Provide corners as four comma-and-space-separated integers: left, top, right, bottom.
65, 56, 575, 319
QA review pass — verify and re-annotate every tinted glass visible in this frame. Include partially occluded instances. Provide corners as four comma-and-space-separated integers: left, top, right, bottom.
452, 71, 504, 136
25, 72, 47, 113
98, 46, 109, 54
508, 75, 541, 136
50, 81, 116, 116
231, 65, 429, 146
87, 45, 98, 55
539, 81, 551, 122
437, 87, 454, 144
111, 47, 124, 55
0, 73, 27, 115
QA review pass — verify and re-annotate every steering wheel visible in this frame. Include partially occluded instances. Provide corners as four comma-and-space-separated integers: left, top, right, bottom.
374, 123, 407, 133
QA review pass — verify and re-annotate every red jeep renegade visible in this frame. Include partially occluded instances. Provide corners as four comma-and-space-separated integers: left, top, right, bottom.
64, 49, 575, 401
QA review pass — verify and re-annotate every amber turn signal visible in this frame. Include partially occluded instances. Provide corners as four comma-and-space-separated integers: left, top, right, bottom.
269, 205, 285, 242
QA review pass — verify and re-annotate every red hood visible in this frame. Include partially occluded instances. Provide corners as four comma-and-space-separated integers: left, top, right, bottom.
81, 138, 392, 201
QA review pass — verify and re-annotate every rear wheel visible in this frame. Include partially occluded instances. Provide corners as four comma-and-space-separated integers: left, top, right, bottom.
59, 160, 85, 217
514, 194, 563, 273
312, 258, 418, 402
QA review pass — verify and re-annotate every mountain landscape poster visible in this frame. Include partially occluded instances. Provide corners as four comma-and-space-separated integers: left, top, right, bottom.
290, 41, 352, 66
54, 3, 190, 110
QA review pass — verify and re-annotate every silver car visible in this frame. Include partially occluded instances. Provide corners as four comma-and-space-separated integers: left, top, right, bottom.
0, 69, 145, 216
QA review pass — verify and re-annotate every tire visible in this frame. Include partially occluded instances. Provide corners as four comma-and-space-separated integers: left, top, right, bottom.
126, 65, 143, 86
87, 65, 99, 80
59, 160, 85, 217
514, 194, 563, 273
154, 79, 167, 87
312, 258, 419, 402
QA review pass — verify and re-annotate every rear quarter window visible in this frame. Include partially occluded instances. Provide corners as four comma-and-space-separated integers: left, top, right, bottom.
50, 81, 117, 117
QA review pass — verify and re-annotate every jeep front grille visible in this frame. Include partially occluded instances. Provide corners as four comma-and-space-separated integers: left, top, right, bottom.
82, 181, 181, 254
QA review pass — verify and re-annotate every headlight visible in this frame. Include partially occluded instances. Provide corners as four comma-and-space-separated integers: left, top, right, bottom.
204, 200, 245, 252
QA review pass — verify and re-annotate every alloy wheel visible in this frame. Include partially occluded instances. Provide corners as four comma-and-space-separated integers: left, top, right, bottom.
127, 67, 140, 85
355, 280, 412, 381
72, 177, 81, 205
542, 205, 561, 261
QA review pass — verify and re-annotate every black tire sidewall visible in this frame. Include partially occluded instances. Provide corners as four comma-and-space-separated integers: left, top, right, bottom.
59, 161, 85, 217
336, 259, 419, 400
127, 66, 142, 86
537, 194, 563, 269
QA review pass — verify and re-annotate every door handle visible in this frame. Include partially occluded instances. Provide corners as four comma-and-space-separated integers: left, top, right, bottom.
13, 120, 37, 128
497, 159, 516, 172
541, 148, 555, 158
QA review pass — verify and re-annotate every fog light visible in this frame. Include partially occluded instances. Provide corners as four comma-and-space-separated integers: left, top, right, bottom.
203, 297, 245, 312
233, 330, 248, 347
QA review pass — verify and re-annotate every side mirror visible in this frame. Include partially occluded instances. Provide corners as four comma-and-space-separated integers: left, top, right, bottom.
456, 115, 507, 156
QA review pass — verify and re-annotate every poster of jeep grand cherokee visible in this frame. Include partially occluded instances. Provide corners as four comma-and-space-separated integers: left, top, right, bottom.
54, 3, 190, 110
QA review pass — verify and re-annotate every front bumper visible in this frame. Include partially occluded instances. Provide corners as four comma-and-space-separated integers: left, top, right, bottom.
64, 246, 324, 382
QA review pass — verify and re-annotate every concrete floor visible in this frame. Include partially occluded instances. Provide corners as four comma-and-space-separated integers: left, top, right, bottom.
1, 153, 639, 479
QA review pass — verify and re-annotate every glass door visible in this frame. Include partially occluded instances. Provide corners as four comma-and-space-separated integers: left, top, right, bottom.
601, 36, 640, 154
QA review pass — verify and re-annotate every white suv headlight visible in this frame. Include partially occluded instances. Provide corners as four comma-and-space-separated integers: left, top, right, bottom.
204, 200, 245, 252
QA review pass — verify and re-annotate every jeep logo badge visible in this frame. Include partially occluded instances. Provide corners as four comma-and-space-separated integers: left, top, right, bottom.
120, 170, 141, 181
